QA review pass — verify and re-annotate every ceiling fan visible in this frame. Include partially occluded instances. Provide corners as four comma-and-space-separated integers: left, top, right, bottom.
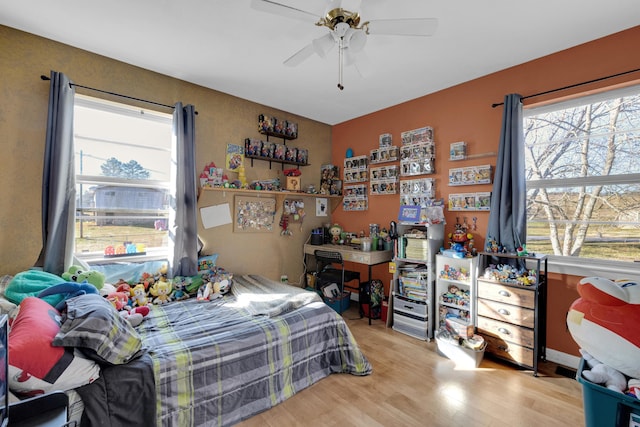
250, 0, 438, 90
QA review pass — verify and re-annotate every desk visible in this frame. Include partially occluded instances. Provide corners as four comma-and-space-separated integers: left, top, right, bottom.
304, 244, 393, 322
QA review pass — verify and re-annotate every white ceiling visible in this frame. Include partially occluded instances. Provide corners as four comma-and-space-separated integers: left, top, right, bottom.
2, 0, 639, 125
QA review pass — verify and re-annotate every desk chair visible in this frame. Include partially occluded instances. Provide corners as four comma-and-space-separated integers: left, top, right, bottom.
8, 391, 72, 427
314, 250, 363, 316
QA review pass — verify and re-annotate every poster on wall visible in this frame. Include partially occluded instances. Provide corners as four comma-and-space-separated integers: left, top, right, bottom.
226, 143, 244, 171
234, 195, 276, 233
316, 198, 328, 216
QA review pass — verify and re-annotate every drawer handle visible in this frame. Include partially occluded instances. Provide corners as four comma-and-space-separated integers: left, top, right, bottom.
498, 290, 511, 297
498, 327, 511, 335
403, 305, 414, 310
498, 308, 510, 316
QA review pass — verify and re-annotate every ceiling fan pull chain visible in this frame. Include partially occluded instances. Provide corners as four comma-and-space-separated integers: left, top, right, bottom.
338, 38, 344, 90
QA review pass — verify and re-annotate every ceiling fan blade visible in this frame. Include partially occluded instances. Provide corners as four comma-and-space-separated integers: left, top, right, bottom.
366, 18, 438, 36
313, 33, 336, 57
345, 50, 373, 78
283, 43, 316, 67
250, 0, 319, 22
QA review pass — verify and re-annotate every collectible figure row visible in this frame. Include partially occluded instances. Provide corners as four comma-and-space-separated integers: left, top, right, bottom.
448, 192, 491, 211
370, 146, 399, 164
344, 155, 368, 170
400, 141, 436, 176
258, 114, 298, 139
401, 159, 436, 176
400, 177, 435, 199
401, 126, 434, 145
344, 155, 368, 183
448, 165, 492, 186
370, 179, 397, 195
244, 138, 308, 165
343, 184, 368, 211
320, 164, 342, 195
370, 165, 398, 181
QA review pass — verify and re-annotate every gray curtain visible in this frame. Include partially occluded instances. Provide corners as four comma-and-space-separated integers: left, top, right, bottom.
487, 93, 526, 253
170, 102, 198, 277
35, 71, 76, 276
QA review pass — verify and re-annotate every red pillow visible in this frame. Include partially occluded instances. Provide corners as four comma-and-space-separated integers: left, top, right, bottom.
8, 297, 99, 396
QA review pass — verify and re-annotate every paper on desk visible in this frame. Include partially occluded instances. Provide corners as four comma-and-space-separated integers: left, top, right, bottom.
200, 203, 232, 229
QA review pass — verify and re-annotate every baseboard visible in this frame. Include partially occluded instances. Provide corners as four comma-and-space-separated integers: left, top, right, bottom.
546, 348, 581, 370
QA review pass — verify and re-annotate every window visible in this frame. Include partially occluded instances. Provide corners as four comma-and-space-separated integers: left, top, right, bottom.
524, 85, 640, 263
73, 95, 174, 263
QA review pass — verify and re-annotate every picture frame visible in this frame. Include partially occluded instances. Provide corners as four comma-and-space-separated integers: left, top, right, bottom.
398, 205, 421, 222
234, 195, 276, 233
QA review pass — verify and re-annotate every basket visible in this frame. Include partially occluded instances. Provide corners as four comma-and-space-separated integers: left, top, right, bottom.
324, 291, 351, 314
577, 357, 640, 427
435, 332, 486, 369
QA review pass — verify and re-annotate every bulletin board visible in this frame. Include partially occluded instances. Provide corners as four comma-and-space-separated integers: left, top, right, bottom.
234, 195, 276, 233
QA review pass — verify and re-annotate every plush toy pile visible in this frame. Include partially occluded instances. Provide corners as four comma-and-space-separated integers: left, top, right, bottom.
567, 276, 640, 398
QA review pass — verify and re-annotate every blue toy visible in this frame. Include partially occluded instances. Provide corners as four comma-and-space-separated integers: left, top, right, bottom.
37, 281, 100, 311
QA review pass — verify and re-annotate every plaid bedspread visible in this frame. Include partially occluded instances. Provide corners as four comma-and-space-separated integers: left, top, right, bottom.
138, 274, 372, 427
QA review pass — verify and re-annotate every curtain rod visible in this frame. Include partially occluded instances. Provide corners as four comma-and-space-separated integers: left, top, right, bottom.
491, 67, 640, 108
40, 74, 176, 110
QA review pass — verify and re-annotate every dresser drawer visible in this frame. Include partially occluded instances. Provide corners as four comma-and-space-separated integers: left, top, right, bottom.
477, 281, 536, 309
482, 333, 534, 368
477, 315, 534, 348
477, 298, 535, 329
393, 295, 428, 317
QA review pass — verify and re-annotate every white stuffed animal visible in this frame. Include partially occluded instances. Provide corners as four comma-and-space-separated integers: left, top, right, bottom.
580, 349, 627, 393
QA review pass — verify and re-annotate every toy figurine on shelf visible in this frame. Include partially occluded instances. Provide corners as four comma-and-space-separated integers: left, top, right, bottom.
329, 224, 343, 244
448, 218, 476, 257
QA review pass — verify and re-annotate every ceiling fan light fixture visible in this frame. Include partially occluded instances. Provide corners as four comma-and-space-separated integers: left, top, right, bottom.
348, 29, 367, 52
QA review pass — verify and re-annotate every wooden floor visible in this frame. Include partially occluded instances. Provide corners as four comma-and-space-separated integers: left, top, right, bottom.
237, 305, 586, 427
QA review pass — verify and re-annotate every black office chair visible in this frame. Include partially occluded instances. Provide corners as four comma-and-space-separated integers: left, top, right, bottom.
8, 390, 73, 427
314, 250, 362, 316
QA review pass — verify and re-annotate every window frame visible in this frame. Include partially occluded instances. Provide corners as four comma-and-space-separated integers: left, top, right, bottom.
523, 83, 640, 277
72, 94, 174, 265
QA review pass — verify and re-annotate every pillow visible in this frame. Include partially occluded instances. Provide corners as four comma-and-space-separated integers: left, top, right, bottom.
53, 294, 144, 365
8, 297, 100, 396
5, 270, 66, 307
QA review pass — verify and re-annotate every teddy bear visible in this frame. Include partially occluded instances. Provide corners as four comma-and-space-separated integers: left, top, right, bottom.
580, 349, 627, 393
61, 265, 105, 290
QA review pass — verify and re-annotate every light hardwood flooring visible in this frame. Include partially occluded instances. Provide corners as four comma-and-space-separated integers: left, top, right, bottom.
238, 305, 585, 427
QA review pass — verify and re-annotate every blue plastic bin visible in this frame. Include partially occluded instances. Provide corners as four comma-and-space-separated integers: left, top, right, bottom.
577, 357, 640, 427
325, 291, 351, 314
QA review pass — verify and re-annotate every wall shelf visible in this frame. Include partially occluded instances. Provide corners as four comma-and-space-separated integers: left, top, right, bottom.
245, 153, 308, 170
199, 187, 342, 212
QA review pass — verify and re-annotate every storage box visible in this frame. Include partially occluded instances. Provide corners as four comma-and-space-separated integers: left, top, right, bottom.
285, 176, 301, 191
577, 357, 640, 427
435, 332, 486, 368
325, 291, 351, 314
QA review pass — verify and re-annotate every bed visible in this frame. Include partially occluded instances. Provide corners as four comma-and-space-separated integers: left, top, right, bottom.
58, 274, 373, 426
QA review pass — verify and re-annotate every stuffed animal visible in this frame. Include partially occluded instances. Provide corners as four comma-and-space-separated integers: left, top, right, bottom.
37, 282, 100, 311
170, 277, 191, 301
120, 306, 150, 327
567, 276, 640, 378
106, 291, 131, 312
149, 278, 172, 305
580, 349, 627, 393
129, 283, 150, 307
61, 265, 105, 290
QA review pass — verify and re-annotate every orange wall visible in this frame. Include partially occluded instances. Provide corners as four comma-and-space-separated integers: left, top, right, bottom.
331, 26, 640, 357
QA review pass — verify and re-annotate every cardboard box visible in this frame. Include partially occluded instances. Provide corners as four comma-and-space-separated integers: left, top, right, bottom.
285, 176, 301, 191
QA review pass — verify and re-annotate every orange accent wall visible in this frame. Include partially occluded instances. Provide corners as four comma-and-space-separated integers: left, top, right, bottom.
331, 26, 640, 357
